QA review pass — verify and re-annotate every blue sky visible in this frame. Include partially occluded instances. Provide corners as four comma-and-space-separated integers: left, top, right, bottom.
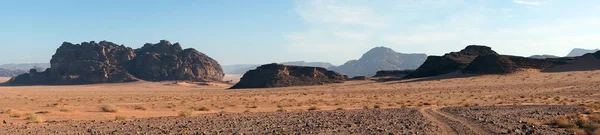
1, 0, 599, 65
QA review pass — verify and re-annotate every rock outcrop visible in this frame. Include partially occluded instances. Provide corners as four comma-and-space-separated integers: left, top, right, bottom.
230, 63, 346, 89
373, 70, 414, 78
223, 61, 335, 74
404, 45, 497, 79
128, 40, 223, 82
462, 54, 558, 74
330, 47, 427, 77
5, 40, 223, 85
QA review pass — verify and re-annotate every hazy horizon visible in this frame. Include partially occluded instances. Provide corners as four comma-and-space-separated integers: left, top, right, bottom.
1, 0, 599, 65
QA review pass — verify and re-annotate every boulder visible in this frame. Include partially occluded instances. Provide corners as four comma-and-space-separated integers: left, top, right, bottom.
404, 45, 498, 79
230, 63, 346, 89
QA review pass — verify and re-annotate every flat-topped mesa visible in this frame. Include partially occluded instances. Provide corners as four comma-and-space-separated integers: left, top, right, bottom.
230, 63, 346, 89
404, 45, 498, 79
4, 40, 224, 85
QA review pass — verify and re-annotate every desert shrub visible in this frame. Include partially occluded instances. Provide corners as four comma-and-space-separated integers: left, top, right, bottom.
134, 105, 147, 111
307, 106, 319, 111
373, 104, 381, 109
100, 104, 118, 112
191, 106, 210, 111
179, 110, 193, 117
25, 113, 40, 123
9, 111, 23, 118
59, 108, 72, 112
277, 107, 286, 112
551, 112, 600, 134
115, 115, 127, 121
336, 108, 345, 110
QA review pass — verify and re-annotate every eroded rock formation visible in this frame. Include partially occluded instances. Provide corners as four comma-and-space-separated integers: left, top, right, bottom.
230, 63, 346, 89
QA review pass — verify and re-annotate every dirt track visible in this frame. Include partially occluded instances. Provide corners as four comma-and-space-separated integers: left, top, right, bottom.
0, 105, 581, 134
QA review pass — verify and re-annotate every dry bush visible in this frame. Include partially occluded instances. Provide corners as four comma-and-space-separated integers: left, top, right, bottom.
8, 110, 23, 118
191, 106, 210, 111
100, 104, 118, 112
179, 110, 193, 117
336, 107, 345, 110
115, 115, 127, 121
551, 113, 600, 135
59, 108, 72, 112
307, 106, 319, 111
134, 105, 147, 111
25, 113, 41, 124
373, 104, 381, 109
277, 107, 286, 112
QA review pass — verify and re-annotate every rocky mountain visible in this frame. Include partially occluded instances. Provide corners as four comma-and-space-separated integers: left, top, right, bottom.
223, 61, 335, 74
567, 48, 599, 57
4, 40, 223, 85
0, 63, 50, 71
462, 54, 559, 74
403, 45, 497, 79
230, 63, 346, 89
330, 47, 427, 77
528, 55, 559, 59
0, 68, 27, 77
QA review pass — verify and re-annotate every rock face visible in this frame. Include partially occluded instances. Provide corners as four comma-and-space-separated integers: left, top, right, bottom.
223, 61, 334, 74
567, 48, 599, 57
5, 40, 223, 85
373, 70, 414, 78
462, 54, 558, 74
128, 40, 224, 82
230, 63, 346, 89
330, 47, 427, 77
404, 45, 498, 79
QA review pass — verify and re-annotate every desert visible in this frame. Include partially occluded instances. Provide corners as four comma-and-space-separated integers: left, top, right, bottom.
1, 68, 599, 134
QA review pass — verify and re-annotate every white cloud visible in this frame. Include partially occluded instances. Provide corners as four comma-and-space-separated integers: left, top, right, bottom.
513, 0, 545, 6
295, 0, 387, 29
385, 32, 456, 45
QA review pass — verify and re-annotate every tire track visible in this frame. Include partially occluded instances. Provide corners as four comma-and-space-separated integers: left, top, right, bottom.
421, 107, 489, 135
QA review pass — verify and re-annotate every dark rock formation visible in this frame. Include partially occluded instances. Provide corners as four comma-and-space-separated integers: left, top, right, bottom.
128, 40, 223, 82
373, 70, 414, 78
349, 76, 369, 80
330, 47, 427, 77
223, 61, 335, 74
404, 45, 498, 79
230, 63, 346, 89
567, 48, 599, 57
5, 40, 223, 85
463, 54, 558, 74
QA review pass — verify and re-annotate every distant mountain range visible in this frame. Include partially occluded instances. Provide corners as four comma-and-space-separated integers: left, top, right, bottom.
329, 47, 427, 77
0, 63, 49, 77
223, 61, 335, 74
567, 48, 599, 57
0, 63, 50, 71
528, 55, 560, 59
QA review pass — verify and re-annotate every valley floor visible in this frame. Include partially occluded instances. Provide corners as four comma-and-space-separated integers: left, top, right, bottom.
0, 70, 599, 134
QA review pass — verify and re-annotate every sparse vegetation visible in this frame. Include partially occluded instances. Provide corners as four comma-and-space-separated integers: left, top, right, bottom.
179, 110, 193, 117
373, 104, 381, 109
191, 106, 210, 111
550, 112, 600, 135
100, 104, 119, 112
115, 115, 127, 121
59, 108, 72, 112
134, 105, 147, 110
25, 113, 41, 124
307, 106, 319, 111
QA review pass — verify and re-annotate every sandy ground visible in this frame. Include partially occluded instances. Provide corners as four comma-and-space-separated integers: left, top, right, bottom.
0, 70, 599, 133
223, 74, 243, 83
